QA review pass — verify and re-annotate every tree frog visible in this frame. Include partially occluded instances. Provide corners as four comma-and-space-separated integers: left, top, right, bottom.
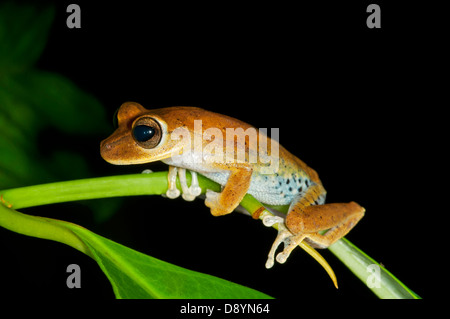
100, 102, 365, 268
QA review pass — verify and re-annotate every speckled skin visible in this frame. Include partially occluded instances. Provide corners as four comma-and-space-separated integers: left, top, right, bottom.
101, 102, 364, 251
200, 158, 324, 207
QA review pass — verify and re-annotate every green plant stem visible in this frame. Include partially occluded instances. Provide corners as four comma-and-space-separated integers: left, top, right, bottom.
327, 238, 420, 299
1, 172, 173, 209
0, 172, 419, 299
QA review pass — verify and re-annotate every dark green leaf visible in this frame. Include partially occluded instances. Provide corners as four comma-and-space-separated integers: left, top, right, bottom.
73, 227, 272, 299
0, 2, 54, 73
0, 204, 272, 299
2, 70, 109, 135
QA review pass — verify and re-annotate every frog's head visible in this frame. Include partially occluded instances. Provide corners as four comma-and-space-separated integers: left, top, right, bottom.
100, 102, 186, 165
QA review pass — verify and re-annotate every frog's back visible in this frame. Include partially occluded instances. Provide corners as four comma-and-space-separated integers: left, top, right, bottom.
149, 106, 255, 135
153, 106, 325, 206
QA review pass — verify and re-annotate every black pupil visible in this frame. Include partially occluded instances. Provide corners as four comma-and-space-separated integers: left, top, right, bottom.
134, 125, 155, 142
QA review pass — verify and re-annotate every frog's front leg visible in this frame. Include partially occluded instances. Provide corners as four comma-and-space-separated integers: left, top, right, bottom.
165, 166, 181, 199
264, 183, 365, 268
165, 166, 202, 201
205, 165, 253, 216
178, 168, 202, 201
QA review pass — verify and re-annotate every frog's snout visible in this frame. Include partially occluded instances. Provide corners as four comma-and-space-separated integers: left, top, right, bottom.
100, 136, 124, 164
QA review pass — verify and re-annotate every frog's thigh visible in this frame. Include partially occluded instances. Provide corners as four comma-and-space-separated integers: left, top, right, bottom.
205, 166, 252, 216
286, 201, 365, 248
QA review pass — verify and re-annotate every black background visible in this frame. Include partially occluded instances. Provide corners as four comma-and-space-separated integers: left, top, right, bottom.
1, 0, 442, 304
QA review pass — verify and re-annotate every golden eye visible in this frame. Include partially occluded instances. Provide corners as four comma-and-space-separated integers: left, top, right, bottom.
132, 117, 162, 149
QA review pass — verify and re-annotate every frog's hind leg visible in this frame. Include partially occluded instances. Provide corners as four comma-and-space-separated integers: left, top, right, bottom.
263, 183, 364, 267
289, 202, 365, 249
277, 200, 365, 264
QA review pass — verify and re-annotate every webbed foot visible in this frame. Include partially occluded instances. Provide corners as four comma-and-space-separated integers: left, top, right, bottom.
262, 215, 306, 268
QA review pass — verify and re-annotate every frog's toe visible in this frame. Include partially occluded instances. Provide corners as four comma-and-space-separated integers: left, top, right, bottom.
183, 188, 202, 201
190, 186, 202, 197
205, 189, 219, 208
182, 193, 194, 201
262, 215, 285, 228
164, 166, 181, 199
204, 190, 230, 216
205, 189, 218, 200
188, 184, 202, 198
263, 216, 291, 268
263, 215, 306, 268
173, 168, 199, 201
165, 188, 181, 199
276, 233, 307, 264
181, 170, 202, 201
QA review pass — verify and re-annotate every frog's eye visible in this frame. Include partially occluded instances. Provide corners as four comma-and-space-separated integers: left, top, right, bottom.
132, 117, 162, 149
134, 125, 155, 141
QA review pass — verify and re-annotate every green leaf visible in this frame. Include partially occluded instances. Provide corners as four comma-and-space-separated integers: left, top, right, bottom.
0, 2, 109, 188
0, 2, 54, 73
0, 74, 99, 188
0, 203, 272, 299
0, 70, 109, 189
0, 2, 118, 217
1, 70, 109, 135
70, 224, 271, 299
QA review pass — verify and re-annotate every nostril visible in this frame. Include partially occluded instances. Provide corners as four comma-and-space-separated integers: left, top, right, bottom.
100, 140, 112, 150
